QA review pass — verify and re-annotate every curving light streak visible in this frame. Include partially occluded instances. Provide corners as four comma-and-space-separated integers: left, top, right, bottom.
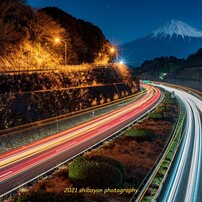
0, 87, 153, 168
155, 84, 202, 202
0, 85, 161, 196
185, 97, 201, 202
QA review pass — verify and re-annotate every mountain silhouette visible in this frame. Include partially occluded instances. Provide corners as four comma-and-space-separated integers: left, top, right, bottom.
121, 19, 202, 67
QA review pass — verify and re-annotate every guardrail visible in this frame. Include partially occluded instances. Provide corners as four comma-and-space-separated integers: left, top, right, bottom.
0, 67, 60, 75
0, 87, 161, 199
0, 89, 146, 137
130, 89, 186, 202
154, 108, 186, 201
0, 64, 112, 75
154, 81, 202, 100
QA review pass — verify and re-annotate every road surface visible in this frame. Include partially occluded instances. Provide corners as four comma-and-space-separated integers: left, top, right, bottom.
0, 85, 161, 198
155, 84, 202, 202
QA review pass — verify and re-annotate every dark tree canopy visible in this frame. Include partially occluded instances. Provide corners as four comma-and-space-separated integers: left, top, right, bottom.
140, 56, 185, 73
41, 6, 110, 64
0, 2, 113, 67
186, 48, 202, 68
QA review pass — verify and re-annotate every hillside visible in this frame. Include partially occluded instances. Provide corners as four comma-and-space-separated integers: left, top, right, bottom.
163, 66, 202, 91
41, 7, 112, 65
0, 64, 139, 130
0, 1, 114, 69
132, 49, 202, 91
0, 1, 140, 130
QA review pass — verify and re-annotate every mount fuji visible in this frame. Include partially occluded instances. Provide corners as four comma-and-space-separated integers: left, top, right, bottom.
121, 19, 202, 67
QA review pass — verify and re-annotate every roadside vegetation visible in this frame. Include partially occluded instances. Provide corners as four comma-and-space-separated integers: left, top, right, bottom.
68, 155, 126, 188
0, 0, 115, 68
10, 90, 179, 202
0, 65, 139, 131
140, 99, 185, 201
0, 64, 139, 153
133, 48, 202, 91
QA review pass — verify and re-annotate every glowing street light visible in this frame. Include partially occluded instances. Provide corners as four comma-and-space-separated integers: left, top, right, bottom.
54, 37, 67, 66
55, 38, 60, 43
109, 45, 118, 64
110, 47, 115, 53
109, 45, 118, 56
119, 60, 124, 65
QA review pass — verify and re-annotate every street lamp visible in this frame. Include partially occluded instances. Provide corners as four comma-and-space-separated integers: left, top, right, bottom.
54, 37, 67, 66
109, 45, 118, 56
109, 45, 118, 64
110, 47, 115, 53
119, 60, 124, 65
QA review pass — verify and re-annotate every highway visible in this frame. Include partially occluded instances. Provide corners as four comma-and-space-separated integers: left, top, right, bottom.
155, 84, 202, 202
0, 85, 161, 198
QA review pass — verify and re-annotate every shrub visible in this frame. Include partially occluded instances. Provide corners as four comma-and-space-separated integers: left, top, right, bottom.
166, 106, 175, 112
157, 106, 166, 112
88, 162, 123, 188
125, 129, 155, 142
16, 192, 87, 202
87, 155, 126, 178
147, 113, 164, 120
68, 156, 96, 182
163, 113, 174, 122
68, 155, 124, 188
158, 105, 175, 112
164, 98, 175, 104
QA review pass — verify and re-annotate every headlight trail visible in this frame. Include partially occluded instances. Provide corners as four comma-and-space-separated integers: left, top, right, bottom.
0, 85, 161, 197
155, 84, 202, 202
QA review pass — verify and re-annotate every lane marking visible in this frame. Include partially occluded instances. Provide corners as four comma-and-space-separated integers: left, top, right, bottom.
0, 171, 13, 178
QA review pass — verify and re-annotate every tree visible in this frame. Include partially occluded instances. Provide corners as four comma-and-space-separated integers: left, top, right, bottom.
42, 7, 110, 64
0, 0, 27, 19
0, 0, 28, 58
0, 0, 67, 67
186, 48, 202, 68
26, 10, 66, 44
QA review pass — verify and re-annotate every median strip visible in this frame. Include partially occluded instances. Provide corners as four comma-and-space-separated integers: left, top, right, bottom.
132, 93, 186, 202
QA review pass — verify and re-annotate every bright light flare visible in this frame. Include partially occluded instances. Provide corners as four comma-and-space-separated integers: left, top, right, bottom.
110, 47, 115, 53
119, 60, 124, 65
109, 45, 117, 54
54, 37, 60, 43
115, 55, 129, 66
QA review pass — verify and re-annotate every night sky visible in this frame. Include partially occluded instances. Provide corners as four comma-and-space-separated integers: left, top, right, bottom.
28, 0, 202, 43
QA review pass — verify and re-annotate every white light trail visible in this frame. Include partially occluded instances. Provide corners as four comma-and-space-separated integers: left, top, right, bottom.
155, 84, 202, 202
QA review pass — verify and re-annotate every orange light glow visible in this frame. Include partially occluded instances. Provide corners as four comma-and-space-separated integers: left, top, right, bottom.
54, 37, 60, 43
110, 47, 115, 53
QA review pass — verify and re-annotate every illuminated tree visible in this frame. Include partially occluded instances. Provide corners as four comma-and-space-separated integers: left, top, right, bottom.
42, 7, 110, 64
0, 0, 28, 58
0, 0, 68, 68
26, 10, 66, 44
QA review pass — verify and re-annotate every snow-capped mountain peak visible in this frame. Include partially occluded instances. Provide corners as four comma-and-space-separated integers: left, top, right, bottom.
151, 19, 202, 39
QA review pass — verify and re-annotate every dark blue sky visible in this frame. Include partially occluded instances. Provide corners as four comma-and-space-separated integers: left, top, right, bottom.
28, 0, 202, 43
